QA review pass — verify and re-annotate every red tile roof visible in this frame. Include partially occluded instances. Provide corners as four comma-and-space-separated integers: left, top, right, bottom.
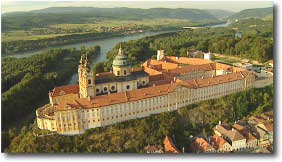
233, 123, 257, 141
210, 135, 229, 150
163, 136, 180, 153
192, 137, 214, 152
50, 84, 79, 97
55, 70, 250, 111
165, 56, 213, 65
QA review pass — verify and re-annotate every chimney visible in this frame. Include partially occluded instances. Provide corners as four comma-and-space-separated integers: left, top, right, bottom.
219, 121, 221, 125
176, 56, 179, 60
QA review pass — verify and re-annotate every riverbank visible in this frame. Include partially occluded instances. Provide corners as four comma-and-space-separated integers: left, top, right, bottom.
2, 21, 231, 57
1, 28, 180, 57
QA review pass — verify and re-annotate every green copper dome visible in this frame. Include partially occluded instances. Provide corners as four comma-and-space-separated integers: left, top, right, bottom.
112, 46, 131, 67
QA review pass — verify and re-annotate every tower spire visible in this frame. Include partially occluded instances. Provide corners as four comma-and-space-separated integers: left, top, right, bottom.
80, 55, 83, 64
118, 43, 124, 55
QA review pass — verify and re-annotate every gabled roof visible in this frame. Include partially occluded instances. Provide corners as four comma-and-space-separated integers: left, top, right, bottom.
210, 135, 230, 149
232, 123, 257, 141
214, 124, 245, 141
192, 137, 214, 152
262, 122, 273, 132
50, 84, 79, 97
163, 136, 180, 153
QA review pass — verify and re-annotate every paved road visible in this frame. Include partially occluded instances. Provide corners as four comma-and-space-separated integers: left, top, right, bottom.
254, 71, 273, 88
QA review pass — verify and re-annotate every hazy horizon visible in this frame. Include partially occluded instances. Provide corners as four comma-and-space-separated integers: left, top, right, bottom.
1, 0, 273, 14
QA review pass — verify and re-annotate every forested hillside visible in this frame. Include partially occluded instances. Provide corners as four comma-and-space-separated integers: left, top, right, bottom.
2, 7, 219, 31
1, 46, 100, 132
228, 7, 273, 20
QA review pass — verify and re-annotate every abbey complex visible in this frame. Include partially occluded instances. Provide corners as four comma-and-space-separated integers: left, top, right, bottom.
36, 46, 255, 135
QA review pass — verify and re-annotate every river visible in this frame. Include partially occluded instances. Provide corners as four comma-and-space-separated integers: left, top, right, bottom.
7, 21, 231, 84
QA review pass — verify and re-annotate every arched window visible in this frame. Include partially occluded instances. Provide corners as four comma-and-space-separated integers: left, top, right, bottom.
96, 89, 99, 93
142, 81, 145, 85
126, 85, 130, 90
111, 86, 115, 90
124, 70, 127, 75
104, 87, 108, 91
117, 71, 120, 76
88, 79, 91, 84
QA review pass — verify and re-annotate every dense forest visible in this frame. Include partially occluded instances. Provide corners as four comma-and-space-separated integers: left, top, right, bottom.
3, 84, 273, 153
1, 46, 100, 133
100, 18, 272, 72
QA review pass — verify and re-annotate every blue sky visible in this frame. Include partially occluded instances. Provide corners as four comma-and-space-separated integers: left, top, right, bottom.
1, 0, 273, 13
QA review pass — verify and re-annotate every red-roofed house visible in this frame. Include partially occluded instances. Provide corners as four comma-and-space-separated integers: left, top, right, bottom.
163, 136, 181, 154
191, 137, 216, 153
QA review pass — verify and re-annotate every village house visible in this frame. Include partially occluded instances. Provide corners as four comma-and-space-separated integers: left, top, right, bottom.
209, 135, 232, 153
213, 122, 246, 151
232, 123, 258, 149
191, 137, 216, 153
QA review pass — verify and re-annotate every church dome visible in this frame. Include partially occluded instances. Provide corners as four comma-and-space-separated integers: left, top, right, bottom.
112, 46, 131, 67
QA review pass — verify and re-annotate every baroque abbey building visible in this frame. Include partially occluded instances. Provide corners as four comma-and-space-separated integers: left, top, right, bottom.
36, 47, 255, 135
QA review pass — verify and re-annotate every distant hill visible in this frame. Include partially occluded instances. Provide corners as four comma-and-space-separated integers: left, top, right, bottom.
228, 7, 273, 20
2, 7, 218, 31
205, 9, 235, 19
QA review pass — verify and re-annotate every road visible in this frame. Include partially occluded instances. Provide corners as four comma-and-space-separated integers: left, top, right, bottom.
253, 71, 273, 88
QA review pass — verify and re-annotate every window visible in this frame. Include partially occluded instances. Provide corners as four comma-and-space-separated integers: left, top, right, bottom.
124, 70, 127, 75
111, 86, 115, 90
104, 87, 108, 91
126, 85, 130, 90
88, 79, 91, 84
96, 89, 100, 93
143, 81, 145, 85
117, 71, 120, 76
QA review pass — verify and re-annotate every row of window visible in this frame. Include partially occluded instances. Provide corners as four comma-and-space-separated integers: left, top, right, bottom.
117, 70, 127, 76
96, 81, 147, 93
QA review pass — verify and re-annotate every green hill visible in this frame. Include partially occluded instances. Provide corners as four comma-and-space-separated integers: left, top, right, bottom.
205, 9, 235, 19
228, 7, 273, 20
2, 7, 218, 31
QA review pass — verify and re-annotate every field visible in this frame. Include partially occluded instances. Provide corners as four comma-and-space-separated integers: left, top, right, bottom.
1, 19, 191, 42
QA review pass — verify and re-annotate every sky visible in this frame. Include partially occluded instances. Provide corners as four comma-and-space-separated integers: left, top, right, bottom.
1, 0, 273, 13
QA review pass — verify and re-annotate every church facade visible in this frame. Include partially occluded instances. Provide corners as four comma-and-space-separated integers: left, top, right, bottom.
36, 47, 255, 135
